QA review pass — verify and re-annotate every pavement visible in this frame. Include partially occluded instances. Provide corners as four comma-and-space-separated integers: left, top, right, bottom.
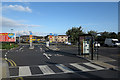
1, 43, 120, 79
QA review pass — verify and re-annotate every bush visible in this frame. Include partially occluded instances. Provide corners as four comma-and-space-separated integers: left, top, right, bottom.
1, 42, 19, 49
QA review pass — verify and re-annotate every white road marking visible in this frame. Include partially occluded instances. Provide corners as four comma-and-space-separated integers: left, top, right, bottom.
5, 54, 7, 57
6, 52, 7, 54
5, 57, 7, 60
19, 66, 32, 76
40, 48, 42, 51
83, 63, 104, 70
56, 64, 74, 73
8, 51, 9, 52
70, 63, 91, 71
92, 61, 116, 69
39, 65, 55, 74
43, 53, 50, 59
48, 54, 51, 56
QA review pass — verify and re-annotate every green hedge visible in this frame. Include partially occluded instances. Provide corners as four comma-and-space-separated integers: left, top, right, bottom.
0, 42, 19, 50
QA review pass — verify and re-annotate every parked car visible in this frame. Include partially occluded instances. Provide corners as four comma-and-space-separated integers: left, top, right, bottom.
65, 41, 71, 45
104, 38, 120, 47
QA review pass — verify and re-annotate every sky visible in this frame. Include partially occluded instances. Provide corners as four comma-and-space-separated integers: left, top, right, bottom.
1, 2, 118, 36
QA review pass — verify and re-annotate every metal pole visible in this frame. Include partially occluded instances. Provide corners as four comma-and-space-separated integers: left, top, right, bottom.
19, 36, 20, 44
91, 36, 94, 60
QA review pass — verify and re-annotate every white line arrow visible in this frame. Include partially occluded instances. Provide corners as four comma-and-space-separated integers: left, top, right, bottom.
43, 53, 50, 59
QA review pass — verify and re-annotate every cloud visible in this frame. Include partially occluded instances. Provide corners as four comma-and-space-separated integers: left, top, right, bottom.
3, 5, 32, 13
1, 17, 41, 28
15, 31, 48, 36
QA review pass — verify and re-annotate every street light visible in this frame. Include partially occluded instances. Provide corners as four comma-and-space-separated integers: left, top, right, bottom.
11, 29, 13, 33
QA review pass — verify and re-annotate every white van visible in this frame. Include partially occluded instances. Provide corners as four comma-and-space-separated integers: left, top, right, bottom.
104, 38, 120, 47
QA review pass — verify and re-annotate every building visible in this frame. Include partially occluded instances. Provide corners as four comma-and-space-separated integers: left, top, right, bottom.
45, 35, 68, 43
16, 35, 45, 43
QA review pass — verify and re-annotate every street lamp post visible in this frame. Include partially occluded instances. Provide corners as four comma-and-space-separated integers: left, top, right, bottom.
11, 29, 13, 33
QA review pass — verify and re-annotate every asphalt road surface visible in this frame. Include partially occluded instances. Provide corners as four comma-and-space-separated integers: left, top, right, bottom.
2, 44, 120, 79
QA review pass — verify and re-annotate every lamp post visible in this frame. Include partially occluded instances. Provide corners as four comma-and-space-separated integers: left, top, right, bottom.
11, 29, 13, 33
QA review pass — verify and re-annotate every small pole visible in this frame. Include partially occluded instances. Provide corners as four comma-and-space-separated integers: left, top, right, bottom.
91, 36, 94, 60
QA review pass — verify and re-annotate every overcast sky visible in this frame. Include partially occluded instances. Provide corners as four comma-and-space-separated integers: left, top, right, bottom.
1, 2, 118, 36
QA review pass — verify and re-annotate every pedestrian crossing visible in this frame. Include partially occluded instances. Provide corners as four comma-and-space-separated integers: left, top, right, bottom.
9, 62, 108, 78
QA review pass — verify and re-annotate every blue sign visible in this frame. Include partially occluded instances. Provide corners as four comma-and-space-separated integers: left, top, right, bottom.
29, 31, 32, 35
54, 34, 58, 36
50, 33, 52, 35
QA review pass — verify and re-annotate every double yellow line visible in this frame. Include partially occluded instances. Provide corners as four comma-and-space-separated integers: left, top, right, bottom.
3, 58, 17, 67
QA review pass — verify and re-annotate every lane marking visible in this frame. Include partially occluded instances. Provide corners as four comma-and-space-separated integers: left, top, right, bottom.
92, 61, 117, 69
10, 59, 17, 66
7, 59, 14, 66
5, 54, 7, 57
56, 64, 74, 73
39, 65, 55, 74
83, 63, 104, 70
43, 53, 50, 59
70, 63, 91, 71
19, 66, 32, 76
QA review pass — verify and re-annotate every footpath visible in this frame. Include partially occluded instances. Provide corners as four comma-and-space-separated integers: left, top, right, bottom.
0, 57, 10, 80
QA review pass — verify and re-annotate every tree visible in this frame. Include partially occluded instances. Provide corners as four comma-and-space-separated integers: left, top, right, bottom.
66, 26, 84, 44
87, 30, 97, 39
109, 32, 117, 38
118, 32, 120, 41
97, 31, 110, 45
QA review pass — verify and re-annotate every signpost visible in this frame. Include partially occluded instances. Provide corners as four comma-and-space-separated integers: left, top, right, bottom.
29, 31, 34, 49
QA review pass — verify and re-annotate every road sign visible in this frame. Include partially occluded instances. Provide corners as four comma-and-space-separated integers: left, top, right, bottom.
29, 31, 32, 35
50, 33, 52, 35
54, 34, 58, 36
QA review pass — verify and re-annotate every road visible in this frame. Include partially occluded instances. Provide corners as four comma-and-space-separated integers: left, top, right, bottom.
2, 43, 120, 79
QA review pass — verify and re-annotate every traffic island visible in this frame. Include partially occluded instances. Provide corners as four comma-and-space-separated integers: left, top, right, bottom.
29, 46, 34, 49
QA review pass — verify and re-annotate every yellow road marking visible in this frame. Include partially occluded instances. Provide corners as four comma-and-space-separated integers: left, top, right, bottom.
15, 77, 24, 80
10, 59, 17, 66
2, 58, 17, 67
7, 59, 14, 66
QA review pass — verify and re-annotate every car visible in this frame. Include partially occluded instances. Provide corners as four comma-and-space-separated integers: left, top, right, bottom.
104, 38, 120, 47
65, 41, 71, 45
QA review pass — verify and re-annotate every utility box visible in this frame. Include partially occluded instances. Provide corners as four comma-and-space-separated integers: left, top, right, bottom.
78, 34, 93, 55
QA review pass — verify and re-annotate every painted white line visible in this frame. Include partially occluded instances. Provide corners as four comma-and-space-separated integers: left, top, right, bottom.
70, 63, 91, 71
56, 64, 74, 73
5, 54, 7, 57
40, 48, 42, 51
83, 63, 104, 70
39, 65, 55, 74
19, 66, 32, 76
5, 58, 7, 60
48, 54, 52, 56
43, 53, 50, 59
6, 52, 7, 54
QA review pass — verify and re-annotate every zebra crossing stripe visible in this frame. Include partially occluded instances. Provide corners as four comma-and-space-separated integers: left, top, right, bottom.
70, 63, 91, 71
39, 65, 55, 74
56, 64, 74, 73
83, 63, 104, 70
19, 66, 32, 76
